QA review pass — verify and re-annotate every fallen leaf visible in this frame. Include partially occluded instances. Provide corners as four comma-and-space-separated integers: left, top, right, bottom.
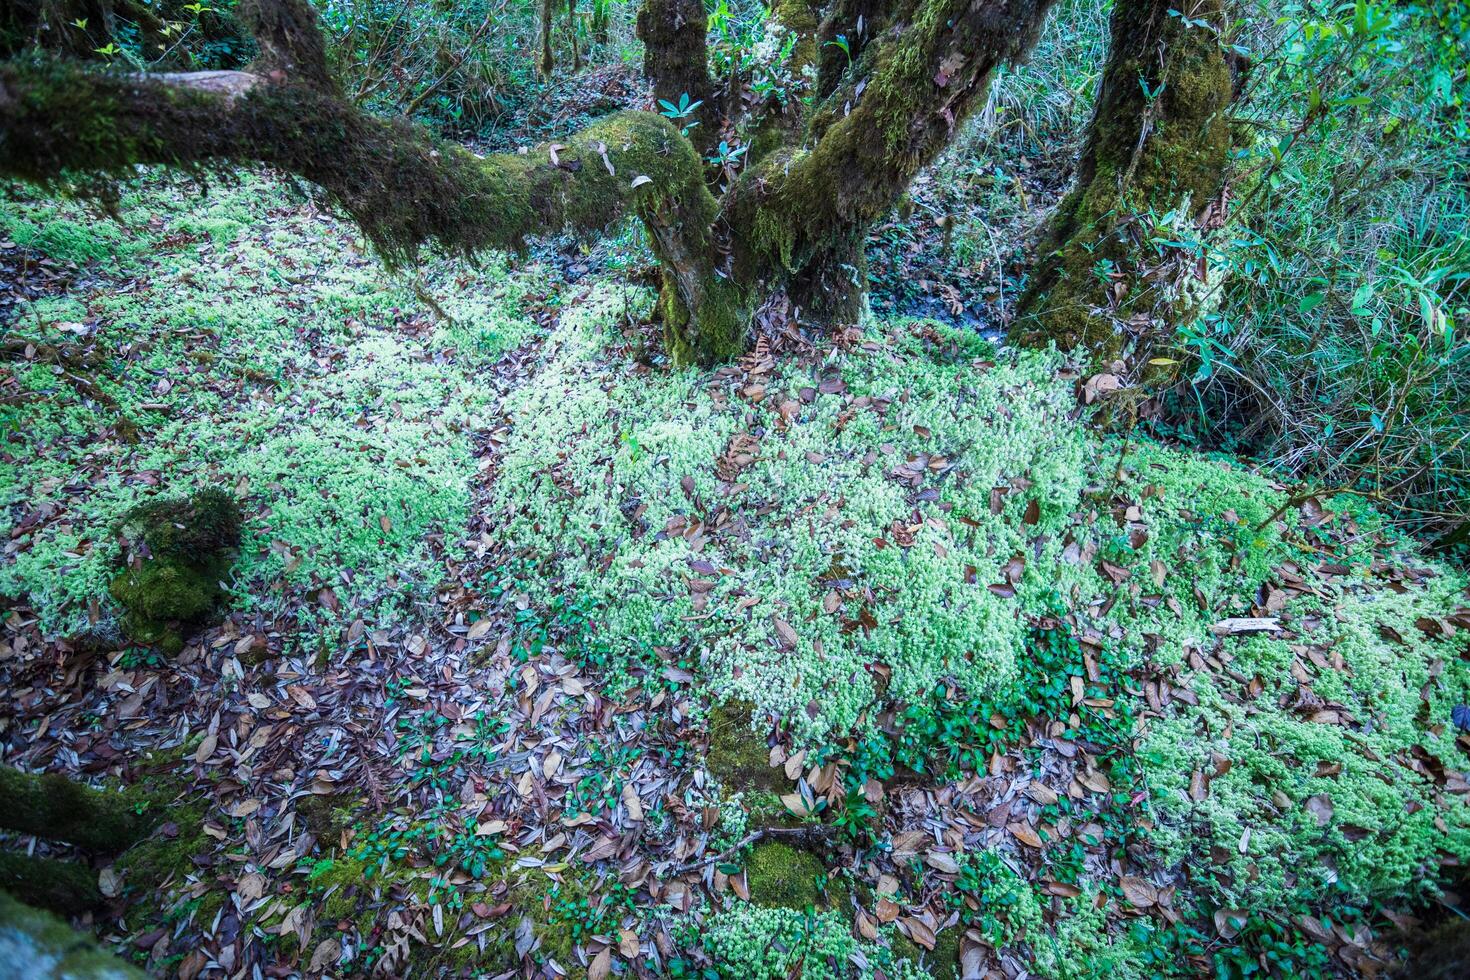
1120, 876, 1158, 908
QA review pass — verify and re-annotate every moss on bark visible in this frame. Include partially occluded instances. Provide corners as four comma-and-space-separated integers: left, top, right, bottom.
0, 767, 152, 854
0, 852, 102, 917
1, 0, 1062, 365
0, 58, 709, 269
1013, 0, 1233, 359
636, 0, 717, 156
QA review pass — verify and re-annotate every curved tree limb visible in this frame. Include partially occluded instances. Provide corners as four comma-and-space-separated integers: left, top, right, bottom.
0, 58, 712, 268
721, 0, 1057, 314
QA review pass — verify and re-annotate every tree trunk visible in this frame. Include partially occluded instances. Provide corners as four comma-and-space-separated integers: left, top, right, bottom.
0, 852, 102, 916
0, 766, 152, 853
1013, 0, 1234, 360
786, 233, 868, 323
538, 0, 555, 77
636, 0, 718, 156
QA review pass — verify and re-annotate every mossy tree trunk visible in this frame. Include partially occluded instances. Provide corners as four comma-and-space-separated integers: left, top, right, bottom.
0, 852, 103, 916
0, 766, 152, 854
538, 0, 555, 77
1, 0, 1062, 365
1014, 0, 1234, 359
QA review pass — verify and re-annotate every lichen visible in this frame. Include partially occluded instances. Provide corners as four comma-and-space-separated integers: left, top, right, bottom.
693, 903, 933, 980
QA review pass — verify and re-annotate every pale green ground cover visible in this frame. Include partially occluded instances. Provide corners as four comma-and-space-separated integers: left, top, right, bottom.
4, 178, 1468, 975
491, 287, 1470, 963
1, 175, 549, 638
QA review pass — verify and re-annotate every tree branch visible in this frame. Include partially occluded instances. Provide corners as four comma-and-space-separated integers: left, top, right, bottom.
0, 58, 712, 267
723, 0, 1056, 284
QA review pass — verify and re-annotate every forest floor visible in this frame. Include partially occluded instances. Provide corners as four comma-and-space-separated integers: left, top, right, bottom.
2, 171, 1470, 980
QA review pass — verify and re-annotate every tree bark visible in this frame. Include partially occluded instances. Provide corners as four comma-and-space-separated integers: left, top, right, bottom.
1013, 0, 1234, 359
538, 0, 555, 77
0, 766, 152, 853
721, 0, 1056, 327
635, 0, 717, 155
0, 61, 710, 269
0, 852, 102, 916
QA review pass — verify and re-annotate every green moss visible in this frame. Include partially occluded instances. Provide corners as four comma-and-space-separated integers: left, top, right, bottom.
0, 767, 152, 854
744, 841, 827, 909
744, 790, 805, 830
0, 170, 550, 640
113, 801, 209, 897
122, 487, 242, 561
306, 855, 373, 923
0, 208, 138, 267
0, 852, 101, 916
707, 700, 782, 792
891, 929, 959, 980
295, 793, 362, 844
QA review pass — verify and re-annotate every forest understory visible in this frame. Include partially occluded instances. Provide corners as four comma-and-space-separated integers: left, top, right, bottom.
2, 0, 1468, 978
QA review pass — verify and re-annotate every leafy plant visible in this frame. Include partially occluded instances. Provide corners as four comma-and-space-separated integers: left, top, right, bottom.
658, 93, 704, 136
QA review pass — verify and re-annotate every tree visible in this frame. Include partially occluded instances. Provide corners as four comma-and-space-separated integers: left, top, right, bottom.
1014, 0, 1235, 359
0, 0, 1233, 365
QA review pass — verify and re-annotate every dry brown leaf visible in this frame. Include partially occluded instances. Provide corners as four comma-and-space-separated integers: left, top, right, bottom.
1119, 876, 1158, 908
1007, 821, 1043, 848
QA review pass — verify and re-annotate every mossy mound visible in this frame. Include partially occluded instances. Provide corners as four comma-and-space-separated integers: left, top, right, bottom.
121, 487, 242, 561
707, 699, 784, 793
745, 841, 828, 910
108, 488, 242, 653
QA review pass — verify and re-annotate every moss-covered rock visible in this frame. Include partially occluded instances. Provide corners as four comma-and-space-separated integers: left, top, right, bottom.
0, 852, 101, 916
109, 487, 242, 652
0, 891, 145, 979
